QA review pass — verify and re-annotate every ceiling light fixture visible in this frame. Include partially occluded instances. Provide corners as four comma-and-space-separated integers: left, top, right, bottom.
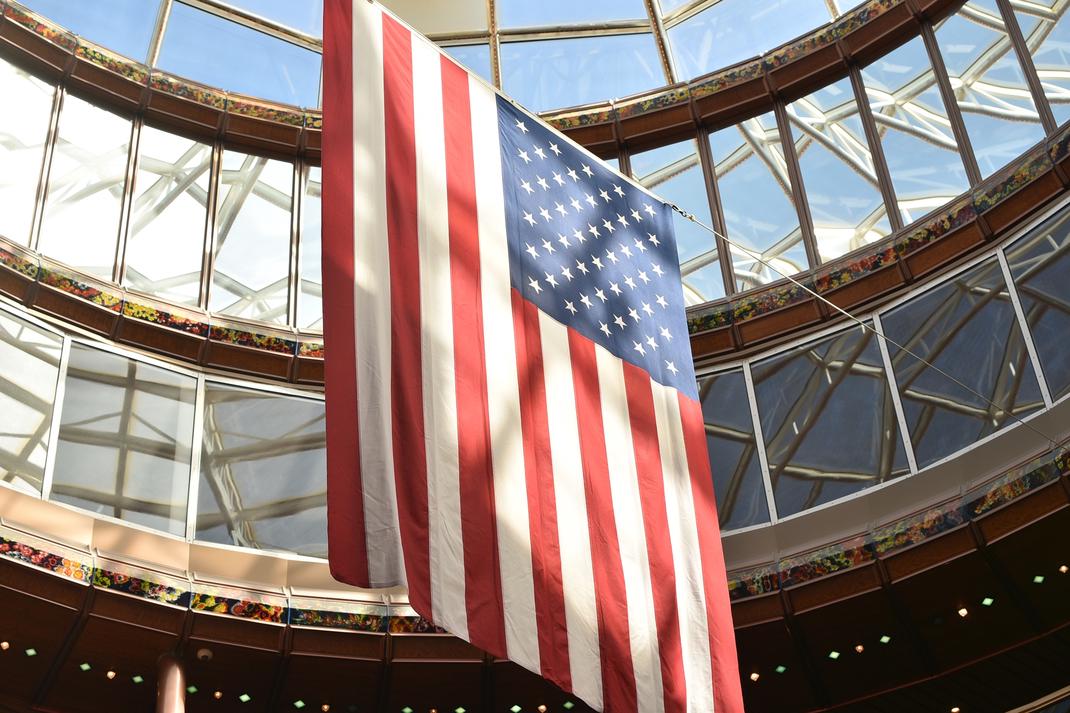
951, 707, 961, 712
564, 704, 576, 711
1034, 575, 1046, 584
132, 675, 144, 684
214, 691, 223, 700
855, 644, 864, 653
293, 703, 305, 710
749, 673, 760, 682
0, 641, 9, 651
79, 663, 91, 672
321, 705, 330, 712
24, 648, 36, 657
187, 685, 198, 695
879, 635, 891, 644
981, 597, 994, 607
1059, 565, 1068, 574
828, 650, 840, 660
957, 607, 968, 618
106, 670, 117, 680
239, 694, 252, 703
775, 665, 787, 674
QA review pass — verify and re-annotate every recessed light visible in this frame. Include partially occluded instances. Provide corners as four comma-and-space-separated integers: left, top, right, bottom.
957, 608, 968, 618
79, 662, 91, 672
214, 691, 223, 700
855, 644, 864, 653
321, 705, 330, 712
132, 675, 144, 684
1060, 565, 1068, 574
0, 641, 9, 651
106, 670, 117, 680
880, 635, 891, 644
239, 694, 251, 703
951, 708, 961, 713
25, 648, 37, 657
775, 665, 787, 674
293, 703, 305, 710
749, 672, 760, 682
538, 706, 547, 713
981, 597, 994, 607
1034, 575, 1046, 584
828, 650, 840, 660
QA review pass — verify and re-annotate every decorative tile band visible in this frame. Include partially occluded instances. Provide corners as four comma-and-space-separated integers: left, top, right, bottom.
190, 588, 288, 624
92, 566, 190, 607
149, 73, 227, 110
289, 606, 387, 632
298, 341, 324, 359
0, 244, 39, 279
0, 533, 91, 583
38, 266, 123, 312
123, 300, 209, 338
208, 325, 297, 355
75, 42, 149, 84
4, 2, 77, 51
227, 97, 305, 127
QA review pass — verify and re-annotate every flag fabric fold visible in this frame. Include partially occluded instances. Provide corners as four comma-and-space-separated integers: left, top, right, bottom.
322, 2, 744, 710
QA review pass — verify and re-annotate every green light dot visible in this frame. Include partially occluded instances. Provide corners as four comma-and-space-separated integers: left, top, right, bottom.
828, 650, 840, 660
511, 706, 522, 713
879, 635, 891, 644
1033, 575, 1045, 584
187, 686, 198, 695
454, 708, 466, 713
564, 704, 575, 711
25, 648, 37, 657
293, 702, 306, 710
981, 597, 994, 607
132, 675, 144, 684
775, 665, 787, 674
402, 707, 413, 713
239, 693, 251, 703
79, 662, 91, 672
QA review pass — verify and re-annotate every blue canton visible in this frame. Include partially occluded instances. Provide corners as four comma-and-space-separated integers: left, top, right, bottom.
496, 97, 697, 399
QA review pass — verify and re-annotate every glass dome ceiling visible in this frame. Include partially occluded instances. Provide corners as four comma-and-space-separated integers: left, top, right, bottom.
20, 0, 857, 111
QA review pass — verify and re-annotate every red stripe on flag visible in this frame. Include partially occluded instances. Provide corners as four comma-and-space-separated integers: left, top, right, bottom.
321, 0, 368, 588
440, 56, 507, 657
381, 15, 432, 616
513, 291, 571, 690
622, 364, 688, 712
568, 332, 638, 713
678, 394, 745, 713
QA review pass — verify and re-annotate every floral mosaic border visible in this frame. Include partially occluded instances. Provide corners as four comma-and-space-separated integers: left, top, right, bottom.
3, 1, 77, 51
208, 325, 297, 355
123, 300, 210, 338
0, 534, 91, 582
38, 265, 122, 312
726, 444, 1070, 600
75, 41, 149, 85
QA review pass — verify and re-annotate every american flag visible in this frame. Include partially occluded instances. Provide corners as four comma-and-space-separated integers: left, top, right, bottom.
322, 2, 743, 711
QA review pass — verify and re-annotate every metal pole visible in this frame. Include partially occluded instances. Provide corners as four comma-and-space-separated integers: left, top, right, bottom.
156, 654, 186, 713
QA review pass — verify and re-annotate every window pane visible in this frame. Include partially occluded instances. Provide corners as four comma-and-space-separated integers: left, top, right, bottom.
787, 77, 892, 262
0, 311, 61, 496
38, 94, 131, 278
667, 0, 832, 80
225, 0, 323, 36
1013, 0, 1070, 126
709, 112, 807, 291
499, 0, 646, 27
1005, 207, 1070, 401
500, 33, 664, 112
443, 44, 494, 85
934, 1, 1046, 179
209, 151, 293, 323
196, 384, 326, 557
860, 36, 970, 225
881, 258, 1043, 469
158, 2, 322, 107
698, 369, 769, 529
22, 0, 159, 62
123, 126, 210, 305
297, 166, 322, 330
753, 324, 910, 518
50, 344, 196, 536
0, 59, 53, 246
631, 140, 724, 304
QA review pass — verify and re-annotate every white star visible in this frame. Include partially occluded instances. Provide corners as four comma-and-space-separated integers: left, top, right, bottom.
637, 270, 650, 284
631, 208, 643, 223
599, 321, 611, 337
609, 281, 622, 296
665, 360, 678, 375
549, 142, 561, 156
520, 179, 534, 195
557, 233, 570, 248
560, 266, 573, 281
602, 219, 615, 234
599, 188, 611, 203
541, 239, 556, 254
660, 326, 672, 342
628, 307, 640, 322
581, 164, 594, 178
644, 203, 656, 217
552, 172, 565, 187
565, 300, 577, 315
544, 272, 558, 288
646, 336, 658, 351
584, 193, 597, 208
605, 249, 618, 264
591, 256, 605, 271
624, 276, 636, 290
580, 293, 593, 309
642, 302, 654, 316
587, 223, 600, 239
570, 197, 583, 212
617, 213, 628, 228
539, 206, 552, 222
656, 294, 668, 308
573, 228, 586, 243
651, 263, 664, 277
613, 184, 625, 198
567, 167, 579, 182
515, 119, 529, 133
614, 314, 627, 330
534, 145, 547, 160
525, 243, 539, 259
536, 176, 549, 191
595, 287, 607, 302
633, 238, 647, 253
555, 202, 568, 217
647, 233, 660, 246
575, 260, 589, 275
522, 211, 537, 226
518, 149, 531, 163
528, 277, 542, 294
633, 341, 646, 356
619, 244, 632, 258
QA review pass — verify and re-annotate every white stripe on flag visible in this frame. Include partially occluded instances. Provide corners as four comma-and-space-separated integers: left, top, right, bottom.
594, 346, 666, 713
470, 76, 541, 673
351, 2, 403, 587
653, 383, 715, 712
412, 36, 468, 639
540, 313, 604, 710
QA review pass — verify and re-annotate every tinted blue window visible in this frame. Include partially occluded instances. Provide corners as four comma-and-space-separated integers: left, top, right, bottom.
22, 0, 160, 61
443, 44, 494, 84
226, 0, 323, 35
